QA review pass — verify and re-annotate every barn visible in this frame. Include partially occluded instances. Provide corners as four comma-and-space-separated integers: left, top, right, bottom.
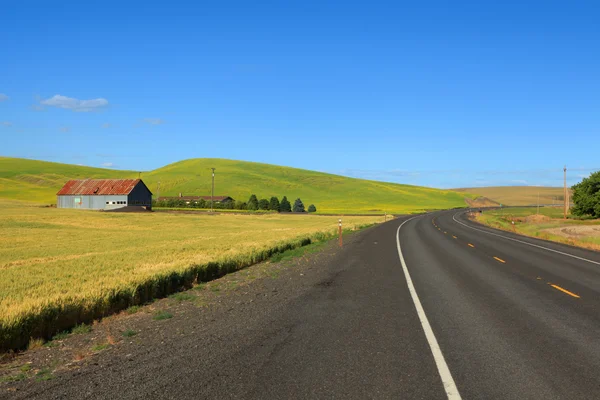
57, 179, 153, 210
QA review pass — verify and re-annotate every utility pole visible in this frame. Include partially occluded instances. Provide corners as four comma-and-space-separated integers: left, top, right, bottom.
157, 181, 160, 200
564, 165, 567, 219
211, 168, 216, 212
537, 191, 540, 215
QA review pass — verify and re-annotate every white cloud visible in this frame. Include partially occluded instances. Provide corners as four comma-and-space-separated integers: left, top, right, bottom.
101, 123, 111, 128
510, 179, 528, 185
144, 118, 165, 125
31, 104, 45, 111
41, 94, 108, 112
101, 162, 115, 167
60, 126, 71, 133
0, 94, 8, 102
1, 121, 12, 127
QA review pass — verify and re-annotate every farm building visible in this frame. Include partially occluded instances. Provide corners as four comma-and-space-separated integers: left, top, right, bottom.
156, 194, 234, 204
57, 179, 153, 210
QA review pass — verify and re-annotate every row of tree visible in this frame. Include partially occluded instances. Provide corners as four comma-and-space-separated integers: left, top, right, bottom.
152, 195, 317, 213
246, 195, 316, 212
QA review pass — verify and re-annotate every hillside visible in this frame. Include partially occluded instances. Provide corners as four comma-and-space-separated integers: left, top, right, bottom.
0, 158, 137, 203
454, 186, 568, 206
0, 157, 471, 213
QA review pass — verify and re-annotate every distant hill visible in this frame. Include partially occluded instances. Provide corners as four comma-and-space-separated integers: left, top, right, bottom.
0, 157, 471, 213
454, 186, 568, 206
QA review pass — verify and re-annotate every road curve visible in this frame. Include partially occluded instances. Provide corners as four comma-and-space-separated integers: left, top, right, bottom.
6, 210, 600, 399
406, 210, 600, 399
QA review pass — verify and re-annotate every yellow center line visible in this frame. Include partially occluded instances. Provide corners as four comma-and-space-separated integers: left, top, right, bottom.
452, 235, 457, 239
468, 243, 475, 248
549, 284, 580, 299
493, 256, 506, 263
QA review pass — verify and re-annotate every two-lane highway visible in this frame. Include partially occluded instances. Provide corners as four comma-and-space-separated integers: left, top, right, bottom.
400, 210, 600, 399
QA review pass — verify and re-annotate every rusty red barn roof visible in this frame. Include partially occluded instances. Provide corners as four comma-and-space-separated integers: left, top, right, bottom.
57, 179, 146, 196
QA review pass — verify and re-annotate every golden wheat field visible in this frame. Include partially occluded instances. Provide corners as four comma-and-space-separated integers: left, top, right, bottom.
0, 200, 383, 350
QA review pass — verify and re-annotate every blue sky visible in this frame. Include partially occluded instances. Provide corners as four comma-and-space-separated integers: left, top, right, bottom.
1, 1, 599, 188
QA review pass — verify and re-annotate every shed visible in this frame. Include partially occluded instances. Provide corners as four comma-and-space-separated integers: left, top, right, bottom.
57, 179, 153, 210
155, 195, 235, 204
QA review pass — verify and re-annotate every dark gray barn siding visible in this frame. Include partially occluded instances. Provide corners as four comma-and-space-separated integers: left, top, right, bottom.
127, 182, 153, 207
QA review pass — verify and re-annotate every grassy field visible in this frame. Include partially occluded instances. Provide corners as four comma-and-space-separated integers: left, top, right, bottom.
474, 207, 600, 250
455, 186, 568, 206
0, 200, 384, 351
0, 157, 471, 213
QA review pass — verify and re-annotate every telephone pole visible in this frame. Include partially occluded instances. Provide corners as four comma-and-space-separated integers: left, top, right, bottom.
157, 181, 160, 199
563, 166, 567, 219
211, 168, 216, 212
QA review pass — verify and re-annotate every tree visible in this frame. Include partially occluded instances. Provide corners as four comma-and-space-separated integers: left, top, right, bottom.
571, 171, 600, 218
235, 200, 247, 210
293, 198, 305, 213
258, 198, 269, 210
280, 196, 292, 212
197, 198, 206, 209
308, 204, 316, 213
247, 194, 259, 211
269, 196, 280, 212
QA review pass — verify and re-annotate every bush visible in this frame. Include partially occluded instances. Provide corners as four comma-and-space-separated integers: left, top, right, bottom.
571, 171, 600, 218
235, 200, 247, 210
293, 198, 305, 213
280, 196, 292, 212
308, 204, 316, 213
269, 196, 280, 212
247, 195, 259, 211
258, 198, 269, 210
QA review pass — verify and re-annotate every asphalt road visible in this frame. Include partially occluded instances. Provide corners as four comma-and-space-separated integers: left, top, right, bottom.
9, 210, 600, 399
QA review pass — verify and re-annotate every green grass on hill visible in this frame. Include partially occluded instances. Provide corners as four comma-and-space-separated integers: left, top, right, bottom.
455, 186, 568, 206
0, 157, 136, 203
0, 157, 471, 213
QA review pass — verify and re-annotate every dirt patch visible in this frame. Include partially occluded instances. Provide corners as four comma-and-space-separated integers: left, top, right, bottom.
545, 225, 600, 239
525, 214, 551, 223
465, 196, 500, 208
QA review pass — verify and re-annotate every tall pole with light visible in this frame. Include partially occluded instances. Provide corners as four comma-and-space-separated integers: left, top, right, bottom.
211, 168, 216, 212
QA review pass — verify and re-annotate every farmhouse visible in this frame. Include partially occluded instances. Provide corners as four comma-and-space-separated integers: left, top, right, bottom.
156, 194, 235, 204
57, 179, 153, 210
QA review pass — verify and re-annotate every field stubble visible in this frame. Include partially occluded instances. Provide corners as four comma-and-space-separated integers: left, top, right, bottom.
474, 207, 600, 250
0, 200, 383, 351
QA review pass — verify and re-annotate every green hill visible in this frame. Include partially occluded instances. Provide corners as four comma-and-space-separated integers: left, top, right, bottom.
0, 157, 136, 203
0, 157, 470, 213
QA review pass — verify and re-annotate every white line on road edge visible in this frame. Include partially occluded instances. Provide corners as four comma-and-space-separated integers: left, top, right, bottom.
452, 213, 600, 266
396, 217, 462, 400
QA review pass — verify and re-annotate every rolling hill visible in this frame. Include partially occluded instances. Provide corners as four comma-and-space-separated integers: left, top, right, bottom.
0, 157, 471, 213
454, 186, 568, 206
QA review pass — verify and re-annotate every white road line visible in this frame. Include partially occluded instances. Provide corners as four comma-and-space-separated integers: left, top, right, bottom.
452, 212, 600, 266
396, 217, 462, 400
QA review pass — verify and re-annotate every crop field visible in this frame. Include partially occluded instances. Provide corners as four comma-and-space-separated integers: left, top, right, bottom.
0, 200, 384, 350
0, 157, 471, 214
475, 207, 600, 250
455, 186, 568, 206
